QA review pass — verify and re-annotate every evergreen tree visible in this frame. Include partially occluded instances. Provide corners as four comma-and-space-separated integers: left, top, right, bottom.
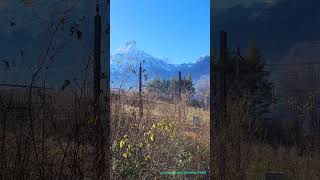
147, 76, 195, 97
169, 77, 179, 95
182, 74, 195, 96
240, 40, 272, 126
242, 39, 273, 127
148, 78, 161, 92
226, 39, 273, 129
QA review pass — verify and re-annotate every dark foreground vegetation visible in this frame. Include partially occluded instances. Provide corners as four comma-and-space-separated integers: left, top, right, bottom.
1, 1, 320, 180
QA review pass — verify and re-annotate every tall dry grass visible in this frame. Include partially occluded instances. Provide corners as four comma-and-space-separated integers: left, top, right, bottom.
3, 83, 320, 179
110, 91, 209, 179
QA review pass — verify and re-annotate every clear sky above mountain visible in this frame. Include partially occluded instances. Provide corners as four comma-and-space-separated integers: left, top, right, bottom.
111, 0, 209, 64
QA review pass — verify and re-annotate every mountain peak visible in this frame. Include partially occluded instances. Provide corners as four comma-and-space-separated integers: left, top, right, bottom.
196, 55, 210, 63
116, 40, 139, 54
125, 40, 137, 48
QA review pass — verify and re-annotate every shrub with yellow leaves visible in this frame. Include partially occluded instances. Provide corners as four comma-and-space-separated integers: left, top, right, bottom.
112, 118, 176, 178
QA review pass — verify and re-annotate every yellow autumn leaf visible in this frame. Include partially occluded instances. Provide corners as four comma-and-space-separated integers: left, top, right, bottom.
149, 133, 154, 141
119, 139, 126, 148
145, 155, 151, 160
88, 116, 97, 124
59, 15, 65, 24
164, 126, 168, 131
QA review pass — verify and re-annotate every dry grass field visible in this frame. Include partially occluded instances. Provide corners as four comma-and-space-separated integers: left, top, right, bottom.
1, 88, 320, 179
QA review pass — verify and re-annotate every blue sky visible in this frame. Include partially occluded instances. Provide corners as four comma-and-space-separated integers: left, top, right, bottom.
111, 0, 210, 64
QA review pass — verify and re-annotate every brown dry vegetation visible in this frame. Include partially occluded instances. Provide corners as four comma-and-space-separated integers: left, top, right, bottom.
1, 2, 320, 179
2, 86, 320, 179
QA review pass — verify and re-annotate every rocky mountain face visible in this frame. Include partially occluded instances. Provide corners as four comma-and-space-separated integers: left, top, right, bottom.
110, 41, 209, 88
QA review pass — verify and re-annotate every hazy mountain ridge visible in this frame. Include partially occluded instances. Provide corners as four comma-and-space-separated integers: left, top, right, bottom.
111, 41, 209, 88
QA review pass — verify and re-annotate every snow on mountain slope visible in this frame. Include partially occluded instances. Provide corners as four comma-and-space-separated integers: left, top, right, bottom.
111, 41, 209, 88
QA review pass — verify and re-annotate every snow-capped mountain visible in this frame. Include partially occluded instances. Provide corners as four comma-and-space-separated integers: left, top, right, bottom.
111, 41, 209, 88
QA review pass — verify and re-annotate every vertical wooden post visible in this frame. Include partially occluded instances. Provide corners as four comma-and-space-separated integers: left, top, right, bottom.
220, 30, 228, 180
235, 47, 243, 179
209, 0, 214, 178
105, 0, 111, 179
139, 63, 143, 117
94, 4, 101, 122
179, 71, 182, 99
178, 71, 182, 121
211, 30, 228, 180
93, 3, 105, 179
236, 47, 240, 83
219, 31, 227, 128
